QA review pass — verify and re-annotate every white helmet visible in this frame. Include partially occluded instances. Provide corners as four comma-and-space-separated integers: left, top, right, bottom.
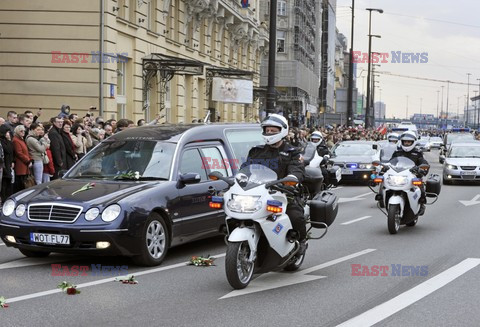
261, 114, 288, 145
399, 131, 417, 152
310, 131, 323, 146
387, 132, 399, 143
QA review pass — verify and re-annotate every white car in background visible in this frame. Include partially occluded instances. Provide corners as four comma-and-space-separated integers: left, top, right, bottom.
443, 142, 480, 184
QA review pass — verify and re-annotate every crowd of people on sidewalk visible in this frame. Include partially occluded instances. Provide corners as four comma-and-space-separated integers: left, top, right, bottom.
2, 105, 480, 205
0, 105, 163, 203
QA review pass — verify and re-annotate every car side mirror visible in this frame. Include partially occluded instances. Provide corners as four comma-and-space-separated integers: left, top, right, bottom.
372, 144, 378, 150
176, 172, 201, 188
58, 170, 67, 178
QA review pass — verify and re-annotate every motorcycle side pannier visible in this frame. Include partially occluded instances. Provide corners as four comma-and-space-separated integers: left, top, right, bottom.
426, 174, 441, 196
309, 191, 338, 228
304, 166, 324, 195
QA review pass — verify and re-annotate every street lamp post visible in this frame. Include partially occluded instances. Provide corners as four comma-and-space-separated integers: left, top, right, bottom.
346, 0, 355, 127
365, 8, 383, 128
474, 91, 479, 129
467, 73, 471, 127
406, 95, 409, 120
440, 85, 444, 129
436, 90, 439, 126
266, 0, 278, 114
446, 81, 450, 127
477, 79, 480, 129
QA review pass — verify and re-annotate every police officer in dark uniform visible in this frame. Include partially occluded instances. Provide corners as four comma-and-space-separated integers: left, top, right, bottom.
391, 131, 429, 215
309, 131, 331, 184
241, 114, 307, 254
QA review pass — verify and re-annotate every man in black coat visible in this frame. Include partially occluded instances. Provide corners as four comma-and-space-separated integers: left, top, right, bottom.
48, 117, 67, 180
241, 114, 307, 254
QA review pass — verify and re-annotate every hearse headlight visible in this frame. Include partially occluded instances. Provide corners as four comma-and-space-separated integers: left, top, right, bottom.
85, 208, 100, 221
101, 204, 122, 222
15, 204, 26, 217
2, 199, 15, 216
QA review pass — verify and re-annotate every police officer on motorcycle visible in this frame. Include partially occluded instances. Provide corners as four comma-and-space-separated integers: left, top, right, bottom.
381, 132, 399, 161
391, 131, 429, 215
310, 131, 332, 184
241, 114, 307, 254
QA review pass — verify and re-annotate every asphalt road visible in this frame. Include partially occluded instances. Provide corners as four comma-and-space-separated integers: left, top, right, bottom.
1, 149, 480, 327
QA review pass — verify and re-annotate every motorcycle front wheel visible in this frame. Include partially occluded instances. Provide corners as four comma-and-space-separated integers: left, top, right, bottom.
225, 241, 255, 289
387, 204, 401, 234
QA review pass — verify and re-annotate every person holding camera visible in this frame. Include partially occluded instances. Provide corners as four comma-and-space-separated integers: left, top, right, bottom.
71, 124, 93, 160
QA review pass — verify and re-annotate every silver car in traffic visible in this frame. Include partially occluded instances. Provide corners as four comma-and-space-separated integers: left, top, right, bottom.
443, 142, 480, 184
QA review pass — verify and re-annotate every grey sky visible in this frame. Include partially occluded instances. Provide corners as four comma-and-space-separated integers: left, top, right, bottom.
336, 0, 480, 119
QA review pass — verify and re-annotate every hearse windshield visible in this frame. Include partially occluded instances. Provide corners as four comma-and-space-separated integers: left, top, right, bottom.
66, 140, 176, 180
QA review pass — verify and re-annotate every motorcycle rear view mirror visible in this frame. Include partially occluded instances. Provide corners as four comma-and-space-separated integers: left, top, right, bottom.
372, 160, 382, 167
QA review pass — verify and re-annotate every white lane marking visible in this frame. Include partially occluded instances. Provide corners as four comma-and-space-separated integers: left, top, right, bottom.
301, 249, 376, 275
6, 253, 226, 304
336, 258, 480, 327
331, 187, 344, 190
459, 194, 480, 207
338, 192, 372, 204
220, 249, 376, 299
341, 216, 372, 226
0, 242, 5, 246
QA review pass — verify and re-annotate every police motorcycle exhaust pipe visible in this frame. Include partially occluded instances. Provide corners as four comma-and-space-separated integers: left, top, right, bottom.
208, 164, 338, 290
370, 158, 440, 234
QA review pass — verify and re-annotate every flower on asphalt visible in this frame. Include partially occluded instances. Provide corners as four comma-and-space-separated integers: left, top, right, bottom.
0, 296, 8, 308
57, 281, 81, 295
189, 255, 216, 267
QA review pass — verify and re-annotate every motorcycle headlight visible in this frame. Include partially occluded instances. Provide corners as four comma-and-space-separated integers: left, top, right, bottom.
101, 204, 122, 222
386, 175, 408, 187
85, 208, 100, 221
15, 204, 26, 217
446, 164, 458, 170
2, 199, 15, 216
359, 164, 373, 169
227, 195, 262, 213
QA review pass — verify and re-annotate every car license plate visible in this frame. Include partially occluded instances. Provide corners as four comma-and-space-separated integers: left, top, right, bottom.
30, 233, 70, 245
341, 168, 353, 175
461, 171, 476, 176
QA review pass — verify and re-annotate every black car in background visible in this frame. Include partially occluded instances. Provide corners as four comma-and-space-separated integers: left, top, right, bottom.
0, 124, 263, 266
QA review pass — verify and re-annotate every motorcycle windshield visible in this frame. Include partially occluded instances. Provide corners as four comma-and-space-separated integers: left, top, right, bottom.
302, 143, 317, 162
236, 164, 278, 190
388, 157, 415, 173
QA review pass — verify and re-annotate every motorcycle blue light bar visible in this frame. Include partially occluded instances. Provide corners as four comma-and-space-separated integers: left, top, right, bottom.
347, 163, 358, 169
211, 196, 224, 203
452, 128, 470, 132
267, 200, 282, 207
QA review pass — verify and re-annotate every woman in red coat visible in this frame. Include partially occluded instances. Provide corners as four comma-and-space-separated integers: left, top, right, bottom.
12, 125, 33, 192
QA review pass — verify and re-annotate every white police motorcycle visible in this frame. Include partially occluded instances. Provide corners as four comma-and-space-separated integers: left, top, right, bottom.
371, 157, 440, 234
209, 164, 338, 289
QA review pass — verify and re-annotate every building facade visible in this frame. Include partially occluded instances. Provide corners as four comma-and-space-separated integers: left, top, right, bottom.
259, 0, 322, 127
0, 0, 267, 123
